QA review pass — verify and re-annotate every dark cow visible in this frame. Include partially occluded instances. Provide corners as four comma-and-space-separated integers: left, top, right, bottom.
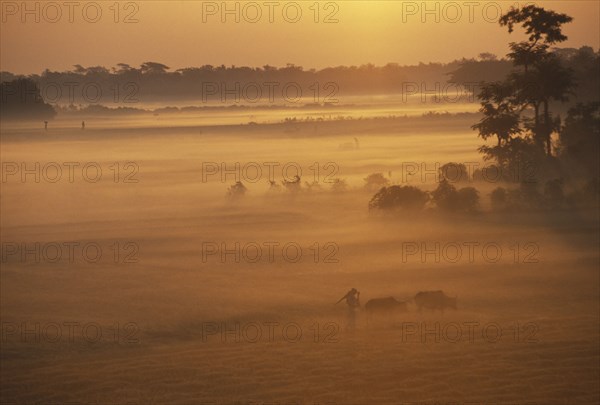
365, 297, 408, 322
413, 290, 457, 312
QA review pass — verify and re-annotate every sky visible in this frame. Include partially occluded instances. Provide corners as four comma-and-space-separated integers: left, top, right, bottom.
1, 0, 599, 74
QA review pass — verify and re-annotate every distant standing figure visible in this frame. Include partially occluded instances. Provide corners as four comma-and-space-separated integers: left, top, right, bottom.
81, 121, 85, 130
44, 121, 48, 131
337, 288, 360, 330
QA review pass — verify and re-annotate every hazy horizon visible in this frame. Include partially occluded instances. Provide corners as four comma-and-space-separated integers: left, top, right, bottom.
1, 1, 598, 75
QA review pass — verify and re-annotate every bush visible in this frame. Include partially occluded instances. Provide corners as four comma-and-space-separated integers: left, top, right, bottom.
431, 179, 479, 213
490, 187, 508, 210
226, 181, 247, 199
430, 179, 458, 211
491, 180, 574, 211
492, 182, 542, 210
304, 181, 322, 192
473, 164, 531, 183
558, 102, 600, 179
440, 163, 470, 182
363, 173, 390, 192
282, 175, 302, 193
518, 181, 543, 208
331, 178, 348, 193
368, 185, 429, 211
457, 187, 480, 212
566, 178, 599, 207
544, 179, 565, 208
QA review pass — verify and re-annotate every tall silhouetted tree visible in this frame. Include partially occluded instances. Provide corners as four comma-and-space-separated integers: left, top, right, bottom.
498, 5, 574, 156
472, 4, 577, 185
472, 81, 522, 164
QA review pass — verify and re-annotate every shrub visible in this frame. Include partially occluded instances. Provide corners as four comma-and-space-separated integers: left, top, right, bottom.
518, 181, 543, 208
440, 163, 470, 182
490, 187, 508, 210
431, 179, 480, 213
226, 181, 247, 199
363, 173, 390, 192
456, 187, 480, 212
368, 185, 429, 211
331, 178, 348, 193
282, 175, 302, 193
430, 179, 458, 211
544, 178, 565, 208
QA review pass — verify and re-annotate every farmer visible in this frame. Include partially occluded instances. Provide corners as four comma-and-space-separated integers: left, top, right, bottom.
337, 288, 360, 330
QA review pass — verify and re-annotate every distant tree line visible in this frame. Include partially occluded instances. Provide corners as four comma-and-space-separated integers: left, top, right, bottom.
1, 49, 595, 108
1, 61, 472, 105
1, 19, 596, 122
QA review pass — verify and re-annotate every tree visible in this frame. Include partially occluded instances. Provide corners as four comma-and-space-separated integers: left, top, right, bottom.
558, 102, 600, 178
114, 63, 134, 74
499, 6, 572, 46
471, 81, 522, 161
368, 185, 429, 212
499, 6, 574, 156
140, 62, 170, 75
363, 173, 390, 192
431, 179, 459, 211
226, 181, 247, 200
331, 178, 349, 193
440, 163, 470, 183
431, 179, 480, 213
479, 53, 498, 61
472, 5, 576, 186
0, 78, 56, 120
490, 187, 508, 210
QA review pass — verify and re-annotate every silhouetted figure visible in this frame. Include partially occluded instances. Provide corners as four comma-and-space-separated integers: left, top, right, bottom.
44, 121, 48, 131
81, 121, 85, 130
337, 288, 360, 330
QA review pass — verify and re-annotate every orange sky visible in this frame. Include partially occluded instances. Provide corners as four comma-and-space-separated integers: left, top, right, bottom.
1, 1, 598, 74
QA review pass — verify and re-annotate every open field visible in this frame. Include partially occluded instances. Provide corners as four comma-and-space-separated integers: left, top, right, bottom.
1, 114, 599, 405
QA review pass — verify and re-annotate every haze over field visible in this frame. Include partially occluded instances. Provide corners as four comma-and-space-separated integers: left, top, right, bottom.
1, 1, 599, 405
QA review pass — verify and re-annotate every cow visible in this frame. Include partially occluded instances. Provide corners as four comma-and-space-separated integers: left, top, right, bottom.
365, 297, 408, 323
413, 290, 457, 312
